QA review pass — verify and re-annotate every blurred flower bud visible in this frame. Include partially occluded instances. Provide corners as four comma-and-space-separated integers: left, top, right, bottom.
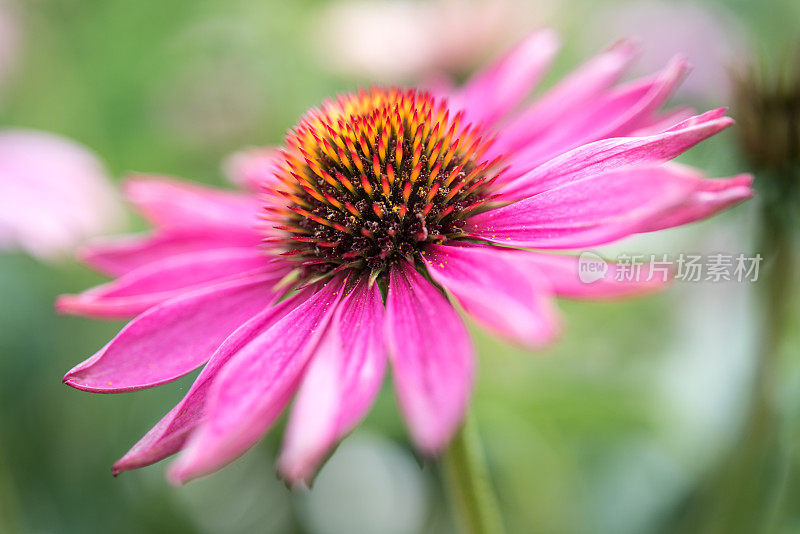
732, 51, 800, 175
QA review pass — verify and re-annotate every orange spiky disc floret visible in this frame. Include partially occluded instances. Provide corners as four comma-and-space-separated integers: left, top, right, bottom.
265, 87, 504, 280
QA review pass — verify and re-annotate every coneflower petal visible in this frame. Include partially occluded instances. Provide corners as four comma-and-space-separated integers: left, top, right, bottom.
123, 175, 262, 231
167, 278, 346, 485
78, 228, 263, 277
465, 166, 700, 249
496, 40, 639, 154
630, 106, 696, 136
61, 274, 281, 393
57, 248, 283, 319
385, 261, 473, 455
277, 276, 386, 486
505, 56, 690, 170
637, 165, 753, 231
499, 109, 733, 200
422, 244, 561, 349
495, 250, 668, 300
450, 29, 560, 128
112, 288, 314, 476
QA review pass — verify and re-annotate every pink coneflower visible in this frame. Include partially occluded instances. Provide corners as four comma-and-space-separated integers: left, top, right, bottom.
0, 130, 122, 259
59, 31, 753, 486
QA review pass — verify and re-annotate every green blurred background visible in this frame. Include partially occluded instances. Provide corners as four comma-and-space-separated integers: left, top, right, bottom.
1, 0, 799, 533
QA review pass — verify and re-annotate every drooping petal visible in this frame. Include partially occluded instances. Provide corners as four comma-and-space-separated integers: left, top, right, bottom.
465, 166, 700, 249
277, 276, 386, 485
469, 163, 752, 249
422, 244, 560, 349
638, 165, 753, 231
167, 278, 346, 485
385, 261, 474, 454
62, 274, 280, 393
449, 30, 560, 127
495, 249, 669, 299
112, 289, 314, 475
500, 109, 732, 200
57, 248, 282, 319
123, 175, 261, 231
629, 106, 695, 136
79, 228, 263, 277
587, 56, 691, 138
495, 40, 638, 154
504, 56, 690, 171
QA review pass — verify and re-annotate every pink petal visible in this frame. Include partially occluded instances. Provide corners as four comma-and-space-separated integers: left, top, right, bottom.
495, 40, 638, 154
0, 129, 122, 259
277, 276, 386, 486
167, 278, 346, 484
500, 109, 732, 200
80, 228, 262, 277
638, 165, 753, 231
385, 261, 474, 454
449, 30, 560, 127
62, 274, 280, 393
629, 106, 695, 136
223, 147, 281, 192
465, 166, 701, 249
497, 250, 669, 299
123, 175, 261, 231
422, 244, 560, 349
504, 56, 690, 171
112, 289, 314, 475
594, 56, 691, 137
57, 248, 281, 319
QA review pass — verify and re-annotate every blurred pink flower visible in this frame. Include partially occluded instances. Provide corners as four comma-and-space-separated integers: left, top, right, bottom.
310, 0, 557, 80
59, 32, 751, 486
0, 130, 122, 259
582, 0, 746, 101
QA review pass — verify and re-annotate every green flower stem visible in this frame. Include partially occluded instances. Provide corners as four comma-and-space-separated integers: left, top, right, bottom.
696, 172, 798, 534
442, 413, 505, 534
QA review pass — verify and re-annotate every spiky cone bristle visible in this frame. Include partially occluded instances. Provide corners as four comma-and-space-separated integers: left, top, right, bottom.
264, 87, 505, 283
